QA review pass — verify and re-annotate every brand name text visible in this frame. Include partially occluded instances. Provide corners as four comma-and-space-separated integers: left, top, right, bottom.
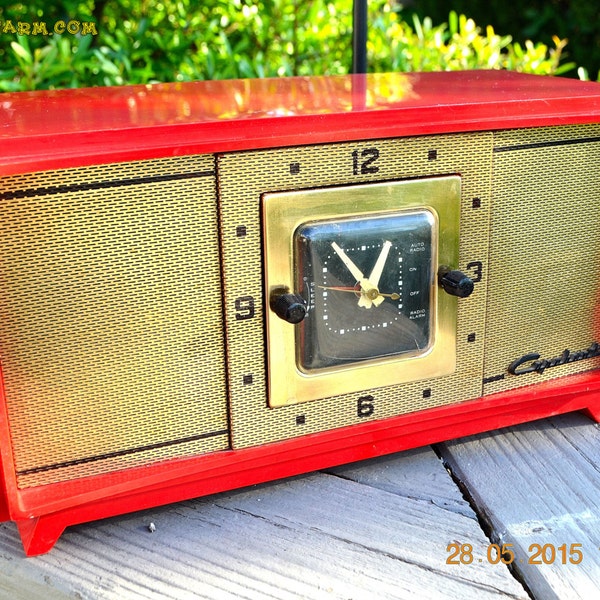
508, 342, 600, 375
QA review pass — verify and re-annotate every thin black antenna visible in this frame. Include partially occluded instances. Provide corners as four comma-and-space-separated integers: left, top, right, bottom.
352, 0, 368, 74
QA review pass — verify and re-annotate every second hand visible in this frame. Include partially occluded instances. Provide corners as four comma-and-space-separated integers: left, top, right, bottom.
318, 285, 400, 300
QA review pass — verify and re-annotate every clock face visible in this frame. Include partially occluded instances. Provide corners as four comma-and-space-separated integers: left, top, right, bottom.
295, 210, 435, 372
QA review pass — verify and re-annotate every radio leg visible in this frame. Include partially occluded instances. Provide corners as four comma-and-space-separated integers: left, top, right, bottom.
16, 516, 66, 557
582, 401, 600, 423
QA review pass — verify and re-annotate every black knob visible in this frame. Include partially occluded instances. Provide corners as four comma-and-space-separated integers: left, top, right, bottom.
271, 292, 307, 324
438, 268, 474, 298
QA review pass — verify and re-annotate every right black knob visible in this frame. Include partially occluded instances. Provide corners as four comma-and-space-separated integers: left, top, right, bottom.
438, 268, 474, 298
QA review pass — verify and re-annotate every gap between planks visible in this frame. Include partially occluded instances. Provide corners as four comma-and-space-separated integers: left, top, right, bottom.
438, 411, 600, 600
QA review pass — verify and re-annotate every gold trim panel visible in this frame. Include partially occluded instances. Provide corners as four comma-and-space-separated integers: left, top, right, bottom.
263, 177, 461, 406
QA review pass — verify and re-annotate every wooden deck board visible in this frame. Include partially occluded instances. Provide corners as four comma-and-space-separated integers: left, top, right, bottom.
327, 445, 474, 517
438, 412, 600, 600
0, 446, 528, 599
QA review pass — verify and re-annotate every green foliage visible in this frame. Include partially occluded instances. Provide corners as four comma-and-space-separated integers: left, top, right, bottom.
0, 33, 96, 91
369, 9, 575, 75
92, 0, 354, 81
407, 0, 600, 82
0, 1, 592, 91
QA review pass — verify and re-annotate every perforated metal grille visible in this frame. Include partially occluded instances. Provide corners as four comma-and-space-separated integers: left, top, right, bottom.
218, 134, 493, 449
0, 155, 229, 488
483, 124, 600, 394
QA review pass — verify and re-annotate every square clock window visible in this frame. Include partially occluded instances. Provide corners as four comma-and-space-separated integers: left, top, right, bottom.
295, 210, 435, 371
263, 176, 463, 407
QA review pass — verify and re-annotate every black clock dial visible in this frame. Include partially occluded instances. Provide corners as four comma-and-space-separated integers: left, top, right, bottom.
295, 211, 435, 372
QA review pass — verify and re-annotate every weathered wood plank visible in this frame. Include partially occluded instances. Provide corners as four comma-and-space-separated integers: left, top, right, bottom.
0, 448, 528, 600
218, 471, 528, 598
328, 446, 474, 517
438, 412, 600, 600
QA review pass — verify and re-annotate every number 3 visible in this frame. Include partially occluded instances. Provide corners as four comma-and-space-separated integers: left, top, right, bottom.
466, 261, 483, 283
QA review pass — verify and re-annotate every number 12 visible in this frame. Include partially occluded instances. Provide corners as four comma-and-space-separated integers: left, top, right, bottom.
352, 148, 380, 175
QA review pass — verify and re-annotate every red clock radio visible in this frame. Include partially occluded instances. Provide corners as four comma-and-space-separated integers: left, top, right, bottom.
1, 70, 600, 556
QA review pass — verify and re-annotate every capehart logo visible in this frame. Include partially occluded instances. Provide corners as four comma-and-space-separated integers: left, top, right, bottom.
508, 342, 600, 375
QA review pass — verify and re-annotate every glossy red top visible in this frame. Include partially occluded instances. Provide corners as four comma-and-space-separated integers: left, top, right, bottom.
1, 70, 600, 175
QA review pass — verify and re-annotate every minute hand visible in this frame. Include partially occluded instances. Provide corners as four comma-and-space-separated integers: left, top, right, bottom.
331, 241, 364, 277
368, 240, 392, 307
330, 242, 375, 308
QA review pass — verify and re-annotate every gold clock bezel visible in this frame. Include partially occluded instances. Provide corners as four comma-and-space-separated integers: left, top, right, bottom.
262, 176, 461, 407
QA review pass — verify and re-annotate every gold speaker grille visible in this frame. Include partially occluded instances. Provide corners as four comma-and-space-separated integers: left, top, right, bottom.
218, 133, 493, 449
0, 156, 229, 488
483, 124, 600, 394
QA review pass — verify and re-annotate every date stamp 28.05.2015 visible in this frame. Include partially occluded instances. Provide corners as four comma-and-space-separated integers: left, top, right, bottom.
446, 542, 584, 566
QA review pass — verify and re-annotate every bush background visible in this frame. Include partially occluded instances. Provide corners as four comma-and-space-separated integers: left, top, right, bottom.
0, 0, 598, 91
408, 0, 599, 82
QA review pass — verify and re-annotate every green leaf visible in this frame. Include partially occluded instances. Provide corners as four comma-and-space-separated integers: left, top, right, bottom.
448, 10, 458, 36
10, 41, 32, 65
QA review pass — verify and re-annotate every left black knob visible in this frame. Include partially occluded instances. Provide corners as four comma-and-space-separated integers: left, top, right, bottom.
271, 292, 307, 324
